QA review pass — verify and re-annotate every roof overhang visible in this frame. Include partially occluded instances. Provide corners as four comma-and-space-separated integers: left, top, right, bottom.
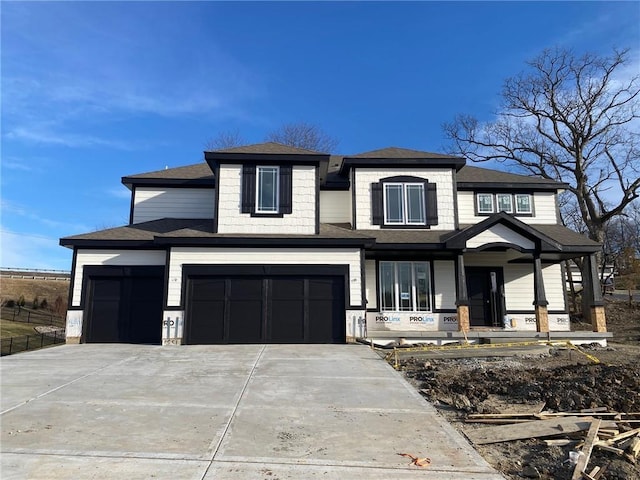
339, 156, 466, 176
457, 181, 569, 191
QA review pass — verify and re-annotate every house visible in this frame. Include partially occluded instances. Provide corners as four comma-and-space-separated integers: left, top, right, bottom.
60, 143, 609, 346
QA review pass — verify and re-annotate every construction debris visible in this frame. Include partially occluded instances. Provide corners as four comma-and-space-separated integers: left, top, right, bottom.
396, 452, 431, 467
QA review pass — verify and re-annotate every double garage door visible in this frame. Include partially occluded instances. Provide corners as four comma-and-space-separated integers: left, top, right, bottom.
184, 266, 347, 344
83, 265, 347, 344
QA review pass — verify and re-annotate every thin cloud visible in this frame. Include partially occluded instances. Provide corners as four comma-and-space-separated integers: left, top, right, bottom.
0, 229, 71, 270
108, 187, 132, 200
1, 200, 91, 233
4, 126, 142, 150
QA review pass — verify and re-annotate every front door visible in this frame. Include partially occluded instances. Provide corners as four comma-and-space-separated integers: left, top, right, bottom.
466, 267, 505, 327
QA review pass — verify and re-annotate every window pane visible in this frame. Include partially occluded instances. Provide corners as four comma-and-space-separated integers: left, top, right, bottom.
515, 194, 532, 213
477, 193, 493, 213
414, 263, 430, 311
258, 167, 278, 212
406, 184, 425, 224
380, 262, 395, 311
398, 262, 413, 311
496, 194, 513, 213
384, 184, 404, 223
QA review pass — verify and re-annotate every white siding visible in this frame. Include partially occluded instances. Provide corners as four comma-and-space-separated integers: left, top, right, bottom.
433, 260, 456, 310
71, 250, 166, 306
217, 164, 316, 234
364, 259, 377, 309
168, 247, 362, 307
132, 188, 215, 223
542, 263, 566, 311
320, 190, 352, 224
503, 264, 535, 311
467, 224, 535, 250
457, 190, 558, 225
354, 168, 456, 230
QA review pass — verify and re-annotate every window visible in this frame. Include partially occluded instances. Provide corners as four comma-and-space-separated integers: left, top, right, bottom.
379, 261, 431, 312
515, 194, 532, 214
477, 193, 494, 214
496, 193, 513, 213
475, 193, 533, 216
384, 183, 425, 225
256, 166, 279, 213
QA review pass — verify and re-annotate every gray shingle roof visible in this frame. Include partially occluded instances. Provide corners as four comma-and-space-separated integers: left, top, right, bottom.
209, 142, 323, 155
349, 147, 461, 159
457, 165, 563, 186
123, 163, 213, 181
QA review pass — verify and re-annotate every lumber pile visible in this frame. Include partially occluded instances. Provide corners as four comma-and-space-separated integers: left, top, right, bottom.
464, 408, 640, 478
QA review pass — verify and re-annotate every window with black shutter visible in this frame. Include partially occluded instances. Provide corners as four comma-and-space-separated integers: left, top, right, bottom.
241, 164, 293, 216
372, 176, 438, 228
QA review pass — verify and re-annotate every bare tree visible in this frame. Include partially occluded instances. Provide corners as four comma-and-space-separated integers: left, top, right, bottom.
205, 129, 246, 151
444, 47, 640, 246
265, 122, 339, 153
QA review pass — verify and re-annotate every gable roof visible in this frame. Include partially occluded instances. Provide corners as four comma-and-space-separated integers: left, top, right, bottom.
339, 146, 466, 175
122, 163, 214, 189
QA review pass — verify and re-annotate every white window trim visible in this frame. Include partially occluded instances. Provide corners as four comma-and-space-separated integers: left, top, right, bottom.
496, 193, 514, 213
256, 166, 279, 214
477, 193, 494, 214
379, 261, 431, 312
383, 182, 426, 226
515, 193, 532, 214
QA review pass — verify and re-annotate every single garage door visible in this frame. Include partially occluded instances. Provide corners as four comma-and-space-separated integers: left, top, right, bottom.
84, 266, 164, 344
184, 267, 346, 344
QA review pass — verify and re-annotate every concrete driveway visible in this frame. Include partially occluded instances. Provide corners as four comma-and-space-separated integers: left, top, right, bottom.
1, 344, 503, 479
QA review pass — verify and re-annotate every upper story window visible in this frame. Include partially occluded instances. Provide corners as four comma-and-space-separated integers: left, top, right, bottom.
384, 183, 426, 225
515, 194, 532, 214
256, 166, 279, 213
242, 164, 292, 216
372, 176, 438, 228
475, 192, 533, 216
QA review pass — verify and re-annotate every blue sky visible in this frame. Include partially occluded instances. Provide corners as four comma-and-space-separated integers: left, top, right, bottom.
2, 1, 639, 271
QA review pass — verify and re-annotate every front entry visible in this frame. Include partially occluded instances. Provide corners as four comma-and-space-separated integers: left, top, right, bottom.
466, 267, 505, 327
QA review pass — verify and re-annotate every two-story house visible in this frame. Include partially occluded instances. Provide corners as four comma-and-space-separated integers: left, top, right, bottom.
60, 143, 609, 346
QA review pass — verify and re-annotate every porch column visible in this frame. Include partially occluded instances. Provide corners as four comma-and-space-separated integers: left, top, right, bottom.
455, 253, 470, 333
584, 253, 607, 332
533, 254, 549, 333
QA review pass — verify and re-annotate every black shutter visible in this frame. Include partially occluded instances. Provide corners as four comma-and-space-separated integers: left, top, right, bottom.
279, 165, 293, 214
371, 182, 383, 225
241, 165, 256, 213
425, 182, 438, 226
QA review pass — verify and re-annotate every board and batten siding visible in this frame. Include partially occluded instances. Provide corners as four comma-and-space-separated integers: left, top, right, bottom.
353, 168, 456, 230
71, 250, 166, 306
457, 191, 558, 225
364, 259, 377, 309
132, 188, 215, 223
433, 260, 457, 310
217, 164, 316, 234
168, 247, 362, 307
319, 190, 352, 224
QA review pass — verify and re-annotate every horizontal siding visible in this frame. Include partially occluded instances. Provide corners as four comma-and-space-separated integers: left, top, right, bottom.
364, 259, 377, 309
542, 263, 566, 311
433, 260, 456, 310
72, 250, 166, 306
133, 188, 215, 223
467, 224, 535, 250
217, 165, 316, 234
354, 168, 456, 230
504, 264, 535, 311
168, 247, 362, 307
457, 190, 558, 225
320, 190, 352, 224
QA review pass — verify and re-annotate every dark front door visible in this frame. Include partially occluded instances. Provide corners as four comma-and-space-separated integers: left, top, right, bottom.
85, 267, 164, 344
466, 267, 505, 327
185, 274, 345, 344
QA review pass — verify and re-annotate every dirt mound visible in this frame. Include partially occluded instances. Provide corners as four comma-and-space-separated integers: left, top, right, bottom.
409, 359, 640, 413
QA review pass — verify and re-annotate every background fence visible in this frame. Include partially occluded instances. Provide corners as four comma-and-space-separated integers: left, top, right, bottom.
2, 307, 66, 329
1, 329, 66, 356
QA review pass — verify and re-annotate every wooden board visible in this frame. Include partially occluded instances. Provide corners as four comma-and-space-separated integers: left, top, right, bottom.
466, 416, 596, 445
571, 419, 601, 480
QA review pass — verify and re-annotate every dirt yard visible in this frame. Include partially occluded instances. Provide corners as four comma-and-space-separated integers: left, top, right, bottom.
393, 298, 640, 480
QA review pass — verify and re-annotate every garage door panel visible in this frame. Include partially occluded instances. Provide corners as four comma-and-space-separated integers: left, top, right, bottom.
228, 300, 263, 343
189, 300, 225, 344
88, 278, 122, 342
271, 299, 305, 342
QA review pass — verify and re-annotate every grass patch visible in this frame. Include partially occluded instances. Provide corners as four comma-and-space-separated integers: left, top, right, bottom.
0, 319, 40, 338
